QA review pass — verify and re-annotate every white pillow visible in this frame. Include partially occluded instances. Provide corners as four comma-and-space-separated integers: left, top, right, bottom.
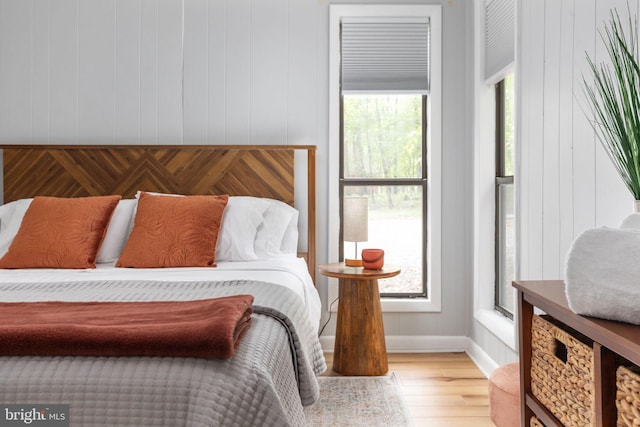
216, 196, 271, 261
255, 200, 299, 257
134, 192, 298, 261
96, 199, 137, 263
0, 198, 33, 257
281, 210, 299, 254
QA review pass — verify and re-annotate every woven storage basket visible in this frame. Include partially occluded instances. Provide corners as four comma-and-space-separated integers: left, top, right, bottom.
616, 365, 640, 426
531, 315, 595, 427
530, 416, 545, 427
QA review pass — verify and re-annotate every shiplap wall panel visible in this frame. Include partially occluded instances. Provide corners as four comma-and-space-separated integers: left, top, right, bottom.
50, 0, 79, 143
139, 0, 159, 143
225, 0, 251, 145
206, 2, 227, 143
250, 0, 288, 145
594, 0, 634, 226
115, 0, 141, 143
0, 0, 329, 147
32, 1, 50, 143
0, 1, 31, 142
78, 0, 115, 143
517, 0, 531, 279
0, 0, 183, 145
181, 0, 323, 146
183, 0, 208, 145
558, 0, 576, 266
542, 0, 561, 278
156, 0, 182, 144
288, 1, 318, 145
475, 0, 640, 369
519, 0, 638, 282
571, 0, 597, 239
441, 0, 473, 336
524, 0, 545, 279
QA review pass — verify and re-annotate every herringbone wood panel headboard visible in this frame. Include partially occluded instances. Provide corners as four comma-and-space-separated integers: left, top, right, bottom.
2, 146, 296, 202
0, 145, 316, 280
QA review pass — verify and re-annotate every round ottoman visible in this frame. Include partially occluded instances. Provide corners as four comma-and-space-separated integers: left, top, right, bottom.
489, 362, 520, 427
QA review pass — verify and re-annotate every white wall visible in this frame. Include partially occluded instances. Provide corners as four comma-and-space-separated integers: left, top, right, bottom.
471, 0, 640, 367
519, 0, 636, 279
0, 0, 322, 147
0, 0, 474, 345
0, 0, 185, 144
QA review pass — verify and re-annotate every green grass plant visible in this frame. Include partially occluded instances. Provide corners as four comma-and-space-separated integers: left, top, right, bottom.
584, 7, 640, 199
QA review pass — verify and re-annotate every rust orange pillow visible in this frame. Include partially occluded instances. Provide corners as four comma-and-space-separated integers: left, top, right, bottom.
0, 195, 121, 269
116, 192, 229, 268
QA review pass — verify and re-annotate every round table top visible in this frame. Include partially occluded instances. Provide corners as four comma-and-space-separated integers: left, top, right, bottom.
318, 262, 401, 280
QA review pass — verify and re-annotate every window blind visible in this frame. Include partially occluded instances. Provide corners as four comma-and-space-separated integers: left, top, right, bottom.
340, 17, 430, 93
484, 0, 515, 82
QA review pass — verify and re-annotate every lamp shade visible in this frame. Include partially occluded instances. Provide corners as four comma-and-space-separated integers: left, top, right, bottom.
343, 196, 368, 242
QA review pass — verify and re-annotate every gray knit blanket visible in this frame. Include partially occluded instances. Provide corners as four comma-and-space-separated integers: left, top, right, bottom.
0, 279, 326, 426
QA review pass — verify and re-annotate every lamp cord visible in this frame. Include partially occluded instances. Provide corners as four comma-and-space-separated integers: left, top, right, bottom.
318, 296, 339, 337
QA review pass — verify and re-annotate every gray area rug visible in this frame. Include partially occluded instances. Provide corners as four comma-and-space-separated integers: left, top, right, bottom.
304, 373, 414, 426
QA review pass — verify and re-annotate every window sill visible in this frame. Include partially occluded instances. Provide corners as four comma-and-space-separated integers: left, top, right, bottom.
475, 308, 517, 350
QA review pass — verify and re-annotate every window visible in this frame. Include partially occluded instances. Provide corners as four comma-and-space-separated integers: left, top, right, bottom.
495, 74, 515, 317
341, 94, 427, 296
472, 0, 516, 349
329, 5, 441, 311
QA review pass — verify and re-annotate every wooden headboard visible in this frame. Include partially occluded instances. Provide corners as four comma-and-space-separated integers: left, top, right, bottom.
0, 145, 316, 281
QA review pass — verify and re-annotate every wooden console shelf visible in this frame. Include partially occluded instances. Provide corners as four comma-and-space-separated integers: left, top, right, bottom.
514, 280, 640, 427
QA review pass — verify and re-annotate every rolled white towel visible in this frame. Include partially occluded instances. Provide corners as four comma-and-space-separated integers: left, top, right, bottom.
565, 227, 640, 325
620, 213, 640, 230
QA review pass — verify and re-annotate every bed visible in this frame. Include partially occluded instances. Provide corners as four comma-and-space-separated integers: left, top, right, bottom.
0, 145, 324, 427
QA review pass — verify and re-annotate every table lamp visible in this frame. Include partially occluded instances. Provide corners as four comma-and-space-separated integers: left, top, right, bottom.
343, 196, 368, 267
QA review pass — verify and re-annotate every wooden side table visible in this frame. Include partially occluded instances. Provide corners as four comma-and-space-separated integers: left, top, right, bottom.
319, 262, 401, 376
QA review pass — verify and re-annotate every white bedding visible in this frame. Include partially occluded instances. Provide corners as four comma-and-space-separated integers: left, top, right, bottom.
0, 255, 321, 329
0, 255, 324, 426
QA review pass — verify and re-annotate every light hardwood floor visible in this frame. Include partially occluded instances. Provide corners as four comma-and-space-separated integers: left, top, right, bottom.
323, 352, 495, 427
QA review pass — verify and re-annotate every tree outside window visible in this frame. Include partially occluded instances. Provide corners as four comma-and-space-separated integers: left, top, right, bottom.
341, 94, 427, 296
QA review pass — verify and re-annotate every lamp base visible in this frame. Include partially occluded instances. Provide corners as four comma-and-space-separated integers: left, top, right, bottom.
345, 258, 363, 267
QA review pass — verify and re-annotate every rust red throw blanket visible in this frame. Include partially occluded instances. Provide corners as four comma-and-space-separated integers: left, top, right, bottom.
0, 295, 254, 359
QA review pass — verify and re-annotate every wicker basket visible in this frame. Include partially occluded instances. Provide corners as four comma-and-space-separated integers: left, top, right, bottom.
531, 315, 595, 426
530, 416, 545, 427
616, 365, 640, 426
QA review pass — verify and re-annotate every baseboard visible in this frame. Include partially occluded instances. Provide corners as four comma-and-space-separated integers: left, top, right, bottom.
319, 335, 499, 379
465, 337, 499, 378
320, 335, 468, 353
